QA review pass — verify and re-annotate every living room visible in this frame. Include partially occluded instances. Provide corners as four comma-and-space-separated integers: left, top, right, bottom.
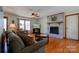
0, 6, 79, 53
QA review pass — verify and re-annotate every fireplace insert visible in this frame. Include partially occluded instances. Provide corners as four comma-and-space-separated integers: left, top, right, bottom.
50, 27, 59, 34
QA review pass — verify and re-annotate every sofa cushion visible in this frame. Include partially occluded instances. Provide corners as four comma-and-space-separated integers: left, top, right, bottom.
8, 32, 25, 52
17, 32, 35, 46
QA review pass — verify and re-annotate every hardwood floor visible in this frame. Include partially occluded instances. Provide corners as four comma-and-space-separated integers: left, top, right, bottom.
45, 37, 79, 53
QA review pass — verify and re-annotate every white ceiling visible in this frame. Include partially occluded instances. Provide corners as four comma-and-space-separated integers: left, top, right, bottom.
3, 6, 79, 17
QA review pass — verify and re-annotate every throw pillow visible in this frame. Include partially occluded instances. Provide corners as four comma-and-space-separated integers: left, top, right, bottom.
17, 32, 35, 46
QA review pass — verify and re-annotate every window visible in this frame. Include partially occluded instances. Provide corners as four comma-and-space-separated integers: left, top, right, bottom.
25, 21, 30, 30
3, 17, 8, 31
19, 20, 30, 31
19, 20, 24, 31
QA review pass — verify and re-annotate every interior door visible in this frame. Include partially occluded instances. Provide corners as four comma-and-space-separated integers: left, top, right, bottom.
66, 15, 78, 40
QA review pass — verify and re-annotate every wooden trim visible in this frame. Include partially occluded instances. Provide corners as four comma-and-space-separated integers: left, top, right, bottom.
64, 16, 66, 39
17, 19, 19, 31
66, 13, 79, 16
4, 16, 8, 30
78, 15, 79, 39
18, 19, 20, 30
65, 13, 79, 40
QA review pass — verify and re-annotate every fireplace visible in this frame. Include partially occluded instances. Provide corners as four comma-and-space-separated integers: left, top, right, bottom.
50, 27, 59, 34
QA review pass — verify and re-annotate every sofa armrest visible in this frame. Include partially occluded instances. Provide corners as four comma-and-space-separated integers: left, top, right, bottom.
18, 38, 48, 53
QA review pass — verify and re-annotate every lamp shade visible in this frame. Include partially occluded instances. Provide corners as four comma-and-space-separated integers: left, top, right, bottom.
9, 23, 17, 32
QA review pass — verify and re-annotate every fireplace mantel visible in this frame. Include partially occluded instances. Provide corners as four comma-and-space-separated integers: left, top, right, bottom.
48, 21, 64, 25
48, 22, 64, 39
47, 13, 64, 38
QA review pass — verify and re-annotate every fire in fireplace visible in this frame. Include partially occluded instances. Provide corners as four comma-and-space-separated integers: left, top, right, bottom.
50, 27, 59, 34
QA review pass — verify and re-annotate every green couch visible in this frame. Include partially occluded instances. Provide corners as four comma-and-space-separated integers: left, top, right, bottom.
8, 31, 48, 53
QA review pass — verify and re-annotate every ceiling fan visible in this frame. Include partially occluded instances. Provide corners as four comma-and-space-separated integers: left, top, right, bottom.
31, 12, 39, 17
27, 7, 40, 18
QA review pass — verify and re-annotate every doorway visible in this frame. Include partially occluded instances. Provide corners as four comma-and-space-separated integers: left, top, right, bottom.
3, 17, 8, 31
65, 14, 79, 40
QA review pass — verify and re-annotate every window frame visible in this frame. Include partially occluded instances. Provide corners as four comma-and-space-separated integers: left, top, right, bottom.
19, 19, 25, 31
19, 19, 30, 31
25, 20, 30, 31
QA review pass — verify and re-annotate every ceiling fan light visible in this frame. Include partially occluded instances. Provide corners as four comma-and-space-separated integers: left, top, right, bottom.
32, 13, 35, 15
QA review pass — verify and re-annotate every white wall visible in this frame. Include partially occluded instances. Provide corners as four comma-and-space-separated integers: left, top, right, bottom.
0, 7, 4, 39
39, 17, 48, 34
0, 12, 4, 35
4, 12, 19, 30
0, 7, 4, 52
31, 18, 38, 32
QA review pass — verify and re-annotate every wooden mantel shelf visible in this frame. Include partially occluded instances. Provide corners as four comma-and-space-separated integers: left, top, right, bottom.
48, 21, 64, 24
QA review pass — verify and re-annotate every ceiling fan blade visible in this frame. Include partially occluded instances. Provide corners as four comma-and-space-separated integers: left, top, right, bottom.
27, 7, 40, 17
36, 8, 41, 12
27, 7, 34, 12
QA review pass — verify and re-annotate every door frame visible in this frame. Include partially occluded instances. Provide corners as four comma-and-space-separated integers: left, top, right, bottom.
4, 16, 8, 30
65, 13, 79, 40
